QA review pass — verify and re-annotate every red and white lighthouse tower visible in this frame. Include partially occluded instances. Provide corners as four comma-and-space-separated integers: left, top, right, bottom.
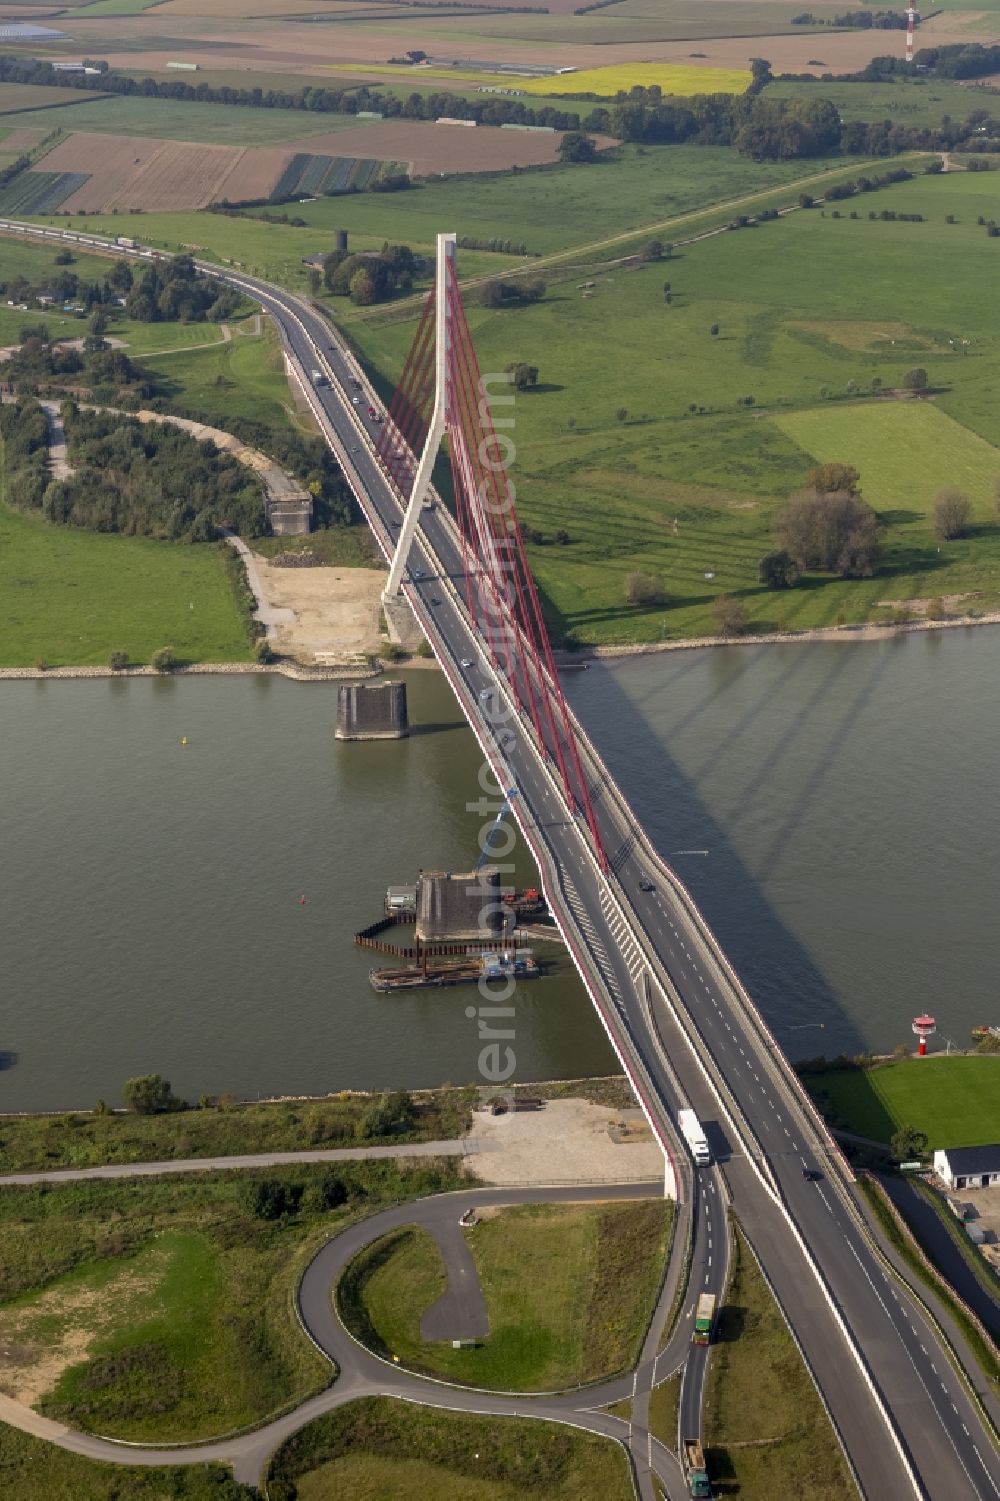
906, 0, 918, 63
912, 1013, 936, 1056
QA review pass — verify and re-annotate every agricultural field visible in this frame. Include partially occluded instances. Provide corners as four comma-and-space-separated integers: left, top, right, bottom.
339, 1199, 670, 1390
0, 82, 109, 114
769, 77, 1000, 128
802, 1057, 1000, 1148
519, 62, 751, 96
0, 168, 88, 215
267, 1399, 632, 1500
257, 143, 864, 257
6, 130, 408, 213
0, 95, 375, 147
346, 166, 1000, 644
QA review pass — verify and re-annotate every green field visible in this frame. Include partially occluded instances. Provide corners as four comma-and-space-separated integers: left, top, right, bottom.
267, 1397, 632, 1500
345, 166, 1000, 645
0, 82, 109, 115
769, 77, 1000, 128
0, 95, 375, 146
144, 319, 315, 432
339, 1199, 670, 1390
705, 1229, 856, 1500
0, 1424, 252, 1501
245, 143, 864, 257
0, 489, 252, 668
773, 403, 1000, 512
803, 1057, 1000, 1148
0, 1161, 458, 1441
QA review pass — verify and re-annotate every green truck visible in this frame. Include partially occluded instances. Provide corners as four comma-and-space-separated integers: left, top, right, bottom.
682, 1438, 712, 1498
693, 1291, 716, 1346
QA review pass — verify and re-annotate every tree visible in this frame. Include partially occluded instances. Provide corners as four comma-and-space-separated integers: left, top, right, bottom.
807, 462, 860, 495
625, 571, 666, 606
108, 649, 128, 670
152, 645, 176, 671
643, 239, 664, 261
890, 1124, 928, 1163
713, 594, 748, 636
903, 366, 928, 391
558, 130, 597, 163
480, 279, 505, 308
776, 489, 881, 577
505, 361, 538, 391
122, 1073, 181, 1114
710, 323, 720, 337
758, 549, 800, 589
932, 487, 972, 540
615, 406, 628, 422
349, 268, 377, 306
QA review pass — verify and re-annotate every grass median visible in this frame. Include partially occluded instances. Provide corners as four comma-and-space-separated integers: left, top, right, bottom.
266, 1396, 633, 1500
704, 1227, 856, 1500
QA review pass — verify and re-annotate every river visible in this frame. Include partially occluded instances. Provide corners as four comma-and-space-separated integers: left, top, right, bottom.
1, 629, 996, 1111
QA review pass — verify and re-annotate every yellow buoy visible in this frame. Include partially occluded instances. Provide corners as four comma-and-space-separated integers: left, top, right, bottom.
181, 737, 188, 746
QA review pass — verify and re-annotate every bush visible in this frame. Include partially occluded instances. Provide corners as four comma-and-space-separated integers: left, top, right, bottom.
152, 645, 176, 672
903, 367, 928, 392
108, 649, 128, 670
624, 571, 666, 607
932, 487, 972, 540
712, 594, 748, 637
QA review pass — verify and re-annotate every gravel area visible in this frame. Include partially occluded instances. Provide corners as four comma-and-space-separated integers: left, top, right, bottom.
465, 1097, 665, 1188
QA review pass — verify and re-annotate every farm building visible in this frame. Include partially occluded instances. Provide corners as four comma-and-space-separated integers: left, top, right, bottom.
933, 1145, 1000, 1190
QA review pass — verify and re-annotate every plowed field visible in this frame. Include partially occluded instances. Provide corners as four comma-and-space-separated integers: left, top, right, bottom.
36, 132, 285, 211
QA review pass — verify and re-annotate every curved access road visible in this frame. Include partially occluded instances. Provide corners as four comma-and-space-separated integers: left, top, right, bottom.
0, 1181, 694, 1501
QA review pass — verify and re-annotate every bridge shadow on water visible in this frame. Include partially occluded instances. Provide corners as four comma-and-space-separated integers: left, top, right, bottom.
566, 650, 872, 1062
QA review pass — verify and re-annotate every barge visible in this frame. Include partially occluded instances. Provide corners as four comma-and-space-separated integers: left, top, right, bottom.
370, 949, 539, 993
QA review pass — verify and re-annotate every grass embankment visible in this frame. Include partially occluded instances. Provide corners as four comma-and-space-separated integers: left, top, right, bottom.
0, 1424, 254, 1501
339, 1198, 670, 1390
349, 168, 1000, 647
266, 1397, 633, 1501
648, 1372, 680, 1448
857, 1176, 1000, 1397
0, 1088, 472, 1173
802, 1056, 1000, 1147
145, 319, 315, 434
704, 1229, 856, 1500
252, 527, 384, 568
0, 1159, 460, 1442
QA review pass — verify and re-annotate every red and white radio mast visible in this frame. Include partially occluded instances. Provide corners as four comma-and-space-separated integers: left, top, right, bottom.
906, 0, 917, 63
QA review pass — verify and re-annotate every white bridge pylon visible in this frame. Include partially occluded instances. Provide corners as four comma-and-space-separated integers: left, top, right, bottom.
383, 231, 456, 601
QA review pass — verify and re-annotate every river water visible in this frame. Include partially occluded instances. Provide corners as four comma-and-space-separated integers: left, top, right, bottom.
2, 630, 997, 1110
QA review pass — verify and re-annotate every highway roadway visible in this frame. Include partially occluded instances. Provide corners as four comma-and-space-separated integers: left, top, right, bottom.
232, 261, 999, 1501
3, 220, 999, 1500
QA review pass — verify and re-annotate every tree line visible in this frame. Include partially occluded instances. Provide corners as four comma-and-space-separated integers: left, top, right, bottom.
0, 54, 585, 132
0, 253, 245, 324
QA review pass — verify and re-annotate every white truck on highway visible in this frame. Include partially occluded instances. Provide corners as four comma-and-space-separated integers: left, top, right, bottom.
678, 1107, 711, 1167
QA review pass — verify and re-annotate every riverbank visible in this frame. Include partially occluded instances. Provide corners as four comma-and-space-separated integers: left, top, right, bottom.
576, 606, 1000, 663
0, 660, 380, 682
